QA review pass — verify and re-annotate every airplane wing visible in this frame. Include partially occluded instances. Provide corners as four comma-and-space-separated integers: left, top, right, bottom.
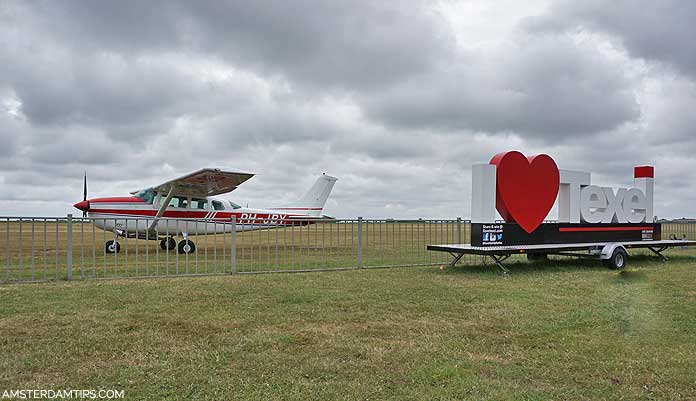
146, 168, 255, 197
138, 168, 253, 232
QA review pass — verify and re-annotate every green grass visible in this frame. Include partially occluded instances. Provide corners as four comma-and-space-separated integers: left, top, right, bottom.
2, 251, 696, 400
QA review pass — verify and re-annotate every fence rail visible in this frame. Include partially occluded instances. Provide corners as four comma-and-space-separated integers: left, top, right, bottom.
2, 216, 695, 284
1, 216, 472, 283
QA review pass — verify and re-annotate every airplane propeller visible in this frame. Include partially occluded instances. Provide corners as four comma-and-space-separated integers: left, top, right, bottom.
82, 172, 88, 217
73, 172, 91, 216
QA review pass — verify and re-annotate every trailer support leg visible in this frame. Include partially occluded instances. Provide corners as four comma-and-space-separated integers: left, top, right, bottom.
447, 252, 465, 267
490, 255, 510, 274
648, 247, 668, 262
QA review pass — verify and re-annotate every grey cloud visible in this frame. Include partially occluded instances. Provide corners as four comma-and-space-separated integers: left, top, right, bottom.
11, 0, 451, 90
0, 114, 20, 157
204, 99, 347, 148
25, 128, 130, 166
639, 76, 696, 145
3, 52, 265, 129
363, 35, 639, 137
0, 1, 695, 220
526, 0, 696, 78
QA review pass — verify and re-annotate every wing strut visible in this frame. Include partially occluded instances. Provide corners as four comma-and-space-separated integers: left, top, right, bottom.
149, 186, 176, 232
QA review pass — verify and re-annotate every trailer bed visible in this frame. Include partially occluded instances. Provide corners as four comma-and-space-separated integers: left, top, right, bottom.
427, 240, 696, 273
428, 240, 695, 255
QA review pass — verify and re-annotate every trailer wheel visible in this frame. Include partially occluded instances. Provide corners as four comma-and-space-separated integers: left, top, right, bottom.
177, 239, 196, 254
527, 252, 548, 262
604, 247, 628, 270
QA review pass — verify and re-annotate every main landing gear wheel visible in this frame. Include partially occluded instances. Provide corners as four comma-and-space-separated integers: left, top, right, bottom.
105, 240, 121, 254
604, 248, 628, 270
177, 239, 196, 254
160, 237, 176, 251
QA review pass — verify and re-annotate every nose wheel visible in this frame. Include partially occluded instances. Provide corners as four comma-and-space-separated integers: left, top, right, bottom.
177, 239, 196, 254
105, 240, 121, 254
160, 236, 177, 251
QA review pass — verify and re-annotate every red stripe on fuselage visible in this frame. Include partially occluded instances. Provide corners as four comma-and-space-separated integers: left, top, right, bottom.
92, 209, 204, 218
270, 207, 322, 210
89, 208, 305, 221
90, 197, 144, 203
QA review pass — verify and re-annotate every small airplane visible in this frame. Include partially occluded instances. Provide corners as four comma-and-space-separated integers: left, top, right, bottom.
73, 169, 338, 254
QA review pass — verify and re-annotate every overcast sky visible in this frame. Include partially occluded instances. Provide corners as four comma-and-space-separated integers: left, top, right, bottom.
1, 0, 695, 219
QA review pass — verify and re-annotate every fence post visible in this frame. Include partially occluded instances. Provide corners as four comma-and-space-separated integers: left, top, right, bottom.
66, 214, 73, 281
357, 217, 363, 269
456, 217, 462, 244
231, 216, 236, 274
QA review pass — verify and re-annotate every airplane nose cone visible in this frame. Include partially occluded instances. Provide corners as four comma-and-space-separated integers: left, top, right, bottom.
74, 200, 90, 212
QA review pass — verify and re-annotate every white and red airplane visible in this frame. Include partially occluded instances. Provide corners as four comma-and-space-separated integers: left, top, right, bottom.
73, 169, 337, 254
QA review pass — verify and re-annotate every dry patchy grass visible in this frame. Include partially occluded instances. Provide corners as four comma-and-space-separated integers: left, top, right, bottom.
2, 251, 696, 400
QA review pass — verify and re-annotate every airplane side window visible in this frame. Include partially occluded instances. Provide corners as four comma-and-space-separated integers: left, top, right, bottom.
212, 200, 225, 211
192, 198, 208, 210
168, 196, 188, 208
229, 201, 242, 210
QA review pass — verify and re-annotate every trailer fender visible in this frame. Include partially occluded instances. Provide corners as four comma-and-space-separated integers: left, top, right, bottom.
600, 243, 626, 260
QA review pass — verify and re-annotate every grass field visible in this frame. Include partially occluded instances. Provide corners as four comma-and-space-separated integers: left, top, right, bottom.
2, 249, 696, 400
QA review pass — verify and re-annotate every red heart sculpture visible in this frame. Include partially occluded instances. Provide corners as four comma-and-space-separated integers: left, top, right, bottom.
490, 151, 559, 233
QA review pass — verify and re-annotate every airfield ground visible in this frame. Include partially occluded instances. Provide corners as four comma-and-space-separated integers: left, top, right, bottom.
2, 251, 695, 400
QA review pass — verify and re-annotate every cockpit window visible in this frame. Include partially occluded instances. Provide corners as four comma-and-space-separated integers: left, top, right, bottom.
228, 201, 242, 209
134, 188, 155, 204
212, 200, 225, 211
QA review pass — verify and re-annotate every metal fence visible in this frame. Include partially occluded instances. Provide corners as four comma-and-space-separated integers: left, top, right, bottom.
0, 216, 473, 284
2, 216, 695, 284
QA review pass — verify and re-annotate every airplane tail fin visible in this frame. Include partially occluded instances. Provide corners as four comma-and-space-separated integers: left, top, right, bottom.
274, 174, 337, 217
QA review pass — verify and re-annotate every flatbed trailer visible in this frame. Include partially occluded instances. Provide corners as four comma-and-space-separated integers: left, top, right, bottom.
427, 239, 696, 274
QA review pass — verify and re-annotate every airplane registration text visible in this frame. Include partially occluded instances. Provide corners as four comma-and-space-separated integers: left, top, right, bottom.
239, 213, 288, 225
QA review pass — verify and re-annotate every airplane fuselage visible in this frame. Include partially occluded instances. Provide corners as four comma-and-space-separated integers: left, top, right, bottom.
78, 195, 316, 238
